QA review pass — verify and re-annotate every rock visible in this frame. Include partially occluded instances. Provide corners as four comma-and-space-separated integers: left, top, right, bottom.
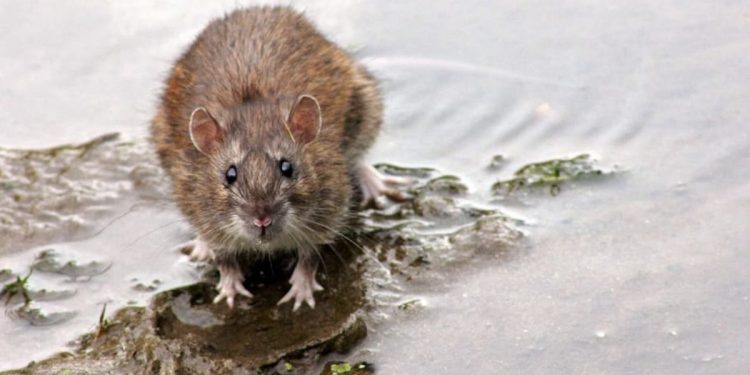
414, 175, 468, 196
447, 215, 523, 261
412, 195, 462, 218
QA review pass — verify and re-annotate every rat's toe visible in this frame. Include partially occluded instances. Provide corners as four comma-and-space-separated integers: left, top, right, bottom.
277, 287, 296, 306
358, 163, 411, 207
278, 258, 322, 311
278, 284, 318, 311
213, 290, 233, 307
214, 264, 251, 308
382, 174, 413, 186
235, 283, 253, 298
312, 279, 324, 292
305, 293, 316, 309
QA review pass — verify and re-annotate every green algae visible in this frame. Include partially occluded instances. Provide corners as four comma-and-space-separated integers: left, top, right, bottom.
321, 361, 373, 375
492, 153, 610, 196
330, 362, 352, 373
1, 270, 32, 305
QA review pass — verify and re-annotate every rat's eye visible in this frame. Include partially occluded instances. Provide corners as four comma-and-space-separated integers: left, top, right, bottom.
225, 165, 237, 184
279, 159, 293, 178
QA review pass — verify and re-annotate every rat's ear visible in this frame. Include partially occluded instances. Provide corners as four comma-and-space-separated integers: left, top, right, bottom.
285, 95, 322, 145
189, 107, 224, 155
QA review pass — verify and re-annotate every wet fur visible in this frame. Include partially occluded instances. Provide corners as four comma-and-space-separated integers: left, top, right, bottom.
151, 7, 382, 264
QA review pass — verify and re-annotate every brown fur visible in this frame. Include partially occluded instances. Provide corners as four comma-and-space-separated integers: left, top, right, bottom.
150, 7, 382, 261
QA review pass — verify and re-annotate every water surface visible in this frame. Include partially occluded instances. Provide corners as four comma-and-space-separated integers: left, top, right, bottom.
1, 1, 749, 373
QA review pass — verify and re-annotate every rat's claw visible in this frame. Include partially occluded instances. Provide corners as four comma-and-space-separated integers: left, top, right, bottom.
277, 260, 323, 311
213, 264, 252, 308
358, 163, 411, 208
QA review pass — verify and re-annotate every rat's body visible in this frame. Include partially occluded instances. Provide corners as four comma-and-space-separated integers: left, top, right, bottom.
151, 7, 400, 310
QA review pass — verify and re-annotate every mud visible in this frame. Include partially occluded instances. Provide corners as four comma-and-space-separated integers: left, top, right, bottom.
0, 133, 166, 255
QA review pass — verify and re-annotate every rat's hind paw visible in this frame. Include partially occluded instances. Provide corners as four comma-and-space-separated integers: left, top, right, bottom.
358, 163, 412, 208
277, 262, 324, 311
213, 264, 252, 308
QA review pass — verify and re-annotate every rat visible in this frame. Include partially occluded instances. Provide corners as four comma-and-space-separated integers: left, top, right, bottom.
151, 7, 405, 311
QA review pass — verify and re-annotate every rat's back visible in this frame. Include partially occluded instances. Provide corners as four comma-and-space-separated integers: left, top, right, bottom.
154, 7, 358, 157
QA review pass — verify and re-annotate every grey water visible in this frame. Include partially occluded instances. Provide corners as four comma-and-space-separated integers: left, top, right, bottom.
1, 0, 749, 373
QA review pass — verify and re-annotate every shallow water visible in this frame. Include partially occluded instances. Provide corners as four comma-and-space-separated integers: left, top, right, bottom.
2, 0, 749, 373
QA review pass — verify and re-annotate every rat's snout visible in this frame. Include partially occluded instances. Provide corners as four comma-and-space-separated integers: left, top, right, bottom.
244, 201, 281, 237
253, 215, 272, 228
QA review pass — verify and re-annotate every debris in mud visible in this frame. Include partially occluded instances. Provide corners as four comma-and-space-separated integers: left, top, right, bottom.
397, 298, 423, 311
131, 277, 162, 292
364, 166, 497, 232
284, 361, 295, 372
94, 304, 111, 339
358, 164, 523, 319
32, 249, 111, 279
487, 154, 505, 170
329, 362, 352, 374
491, 153, 611, 196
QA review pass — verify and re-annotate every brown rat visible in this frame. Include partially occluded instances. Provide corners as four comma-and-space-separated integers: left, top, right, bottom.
151, 7, 404, 310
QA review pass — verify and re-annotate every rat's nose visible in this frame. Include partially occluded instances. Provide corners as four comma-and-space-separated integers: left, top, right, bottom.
253, 216, 272, 228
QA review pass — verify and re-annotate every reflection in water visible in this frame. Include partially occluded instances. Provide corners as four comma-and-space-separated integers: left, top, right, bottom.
363, 56, 585, 89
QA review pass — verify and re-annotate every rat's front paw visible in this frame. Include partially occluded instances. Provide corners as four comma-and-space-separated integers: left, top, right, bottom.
189, 238, 215, 262
277, 264, 323, 311
213, 264, 252, 308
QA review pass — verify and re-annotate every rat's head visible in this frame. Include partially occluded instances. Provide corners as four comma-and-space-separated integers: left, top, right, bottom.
187, 95, 322, 250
